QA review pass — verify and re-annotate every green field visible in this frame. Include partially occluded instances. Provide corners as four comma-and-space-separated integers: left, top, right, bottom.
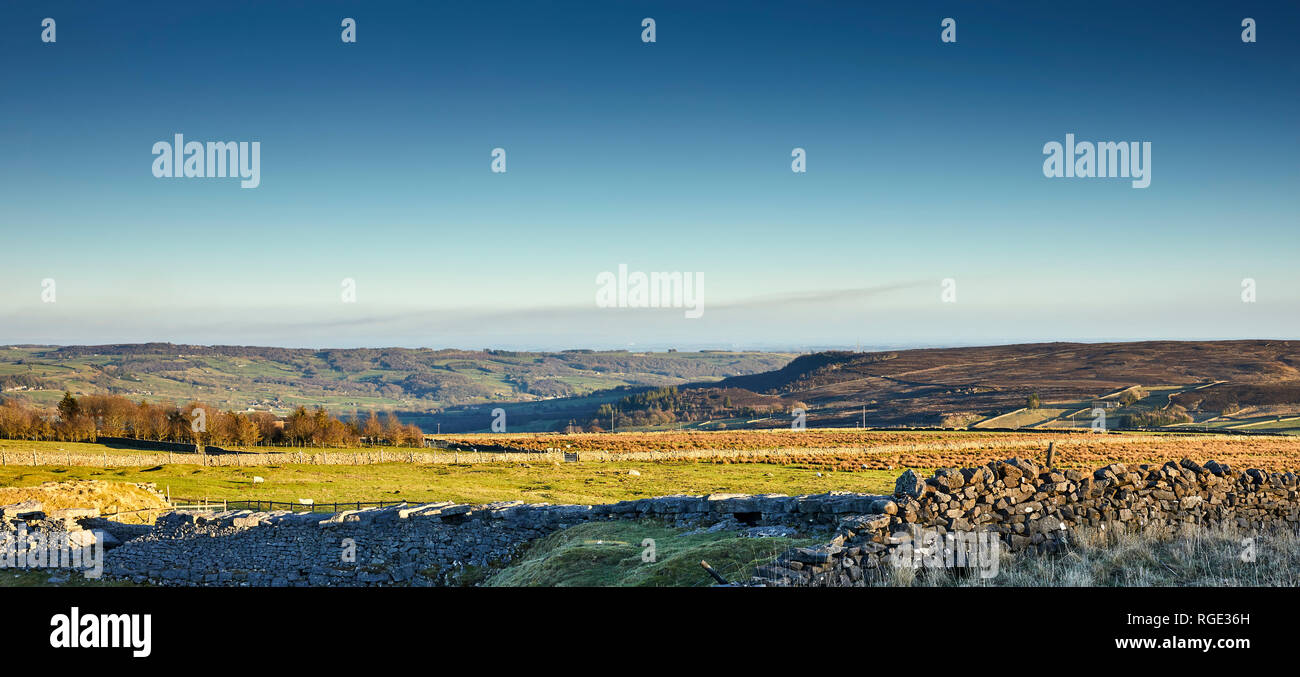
977, 407, 1069, 428
485, 519, 828, 587
0, 439, 295, 458
1226, 417, 1300, 434
0, 460, 903, 507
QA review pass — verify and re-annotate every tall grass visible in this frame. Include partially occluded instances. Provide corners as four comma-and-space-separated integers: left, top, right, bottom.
884, 525, 1300, 587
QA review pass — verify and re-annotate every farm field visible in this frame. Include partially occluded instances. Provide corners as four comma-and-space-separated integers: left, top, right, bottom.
975, 408, 1069, 428
0, 458, 897, 506
1177, 414, 1300, 433
1232, 417, 1300, 433
4, 430, 1300, 509
434, 428, 1064, 453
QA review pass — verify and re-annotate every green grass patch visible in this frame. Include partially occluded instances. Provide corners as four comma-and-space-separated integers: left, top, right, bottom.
485, 519, 828, 587
0, 459, 900, 506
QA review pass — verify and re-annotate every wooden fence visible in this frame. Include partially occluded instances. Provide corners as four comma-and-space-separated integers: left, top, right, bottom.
171, 498, 229, 512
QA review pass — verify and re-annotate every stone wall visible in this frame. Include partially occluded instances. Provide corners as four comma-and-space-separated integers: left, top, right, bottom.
751, 457, 1300, 586
95, 437, 236, 455
91, 457, 1300, 587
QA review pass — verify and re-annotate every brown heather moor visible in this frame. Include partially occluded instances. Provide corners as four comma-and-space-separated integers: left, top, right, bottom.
439, 429, 1300, 472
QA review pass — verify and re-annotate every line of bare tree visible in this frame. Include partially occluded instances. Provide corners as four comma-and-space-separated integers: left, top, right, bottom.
0, 393, 425, 448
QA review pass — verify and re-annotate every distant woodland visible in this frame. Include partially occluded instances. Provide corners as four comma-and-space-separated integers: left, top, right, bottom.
0, 392, 426, 447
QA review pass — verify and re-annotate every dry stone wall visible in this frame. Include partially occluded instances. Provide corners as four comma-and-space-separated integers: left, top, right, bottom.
751, 457, 1300, 586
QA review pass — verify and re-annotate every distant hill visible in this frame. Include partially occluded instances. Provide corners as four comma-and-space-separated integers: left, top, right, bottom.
10, 340, 1300, 435
0, 344, 795, 415
706, 340, 1300, 428
453, 340, 1300, 432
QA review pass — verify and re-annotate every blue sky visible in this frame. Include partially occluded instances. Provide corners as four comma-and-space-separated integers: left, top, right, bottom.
2, 1, 1297, 350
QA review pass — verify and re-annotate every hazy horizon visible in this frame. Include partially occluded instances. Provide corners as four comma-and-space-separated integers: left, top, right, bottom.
5, 336, 1299, 355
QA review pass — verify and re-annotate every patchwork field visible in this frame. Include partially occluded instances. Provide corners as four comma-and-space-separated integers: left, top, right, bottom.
0, 344, 792, 416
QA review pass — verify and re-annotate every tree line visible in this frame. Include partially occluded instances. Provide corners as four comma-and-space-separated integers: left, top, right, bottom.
0, 393, 426, 447
587, 386, 788, 431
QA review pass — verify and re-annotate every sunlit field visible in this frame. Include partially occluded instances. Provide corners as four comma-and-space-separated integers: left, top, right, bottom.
3, 430, 1299, 509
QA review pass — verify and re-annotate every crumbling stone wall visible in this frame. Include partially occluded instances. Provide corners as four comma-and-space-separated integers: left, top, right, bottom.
100, 493, 883, 586
95, 458, 1300, 587
751, 457, 1300, 586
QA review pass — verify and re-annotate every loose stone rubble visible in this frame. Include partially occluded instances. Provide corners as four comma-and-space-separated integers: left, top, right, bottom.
97, 492, 876, 586
0, 502, 118, 578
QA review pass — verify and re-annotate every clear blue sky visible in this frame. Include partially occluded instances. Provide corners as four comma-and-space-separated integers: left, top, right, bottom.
2, 1, 1297, 350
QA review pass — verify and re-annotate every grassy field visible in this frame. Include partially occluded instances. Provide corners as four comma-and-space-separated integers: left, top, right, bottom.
493, 520, 1300, 587
0, 460, 902, 506
0, 439, 264, 458
4, 429, 1300, 509
485, 519, 829, 587
976, 407, 1068, 428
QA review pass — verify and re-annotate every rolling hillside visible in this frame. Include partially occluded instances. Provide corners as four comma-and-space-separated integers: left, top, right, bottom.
458, 340, 1300, 433
0, 344, 794, 416
8, 341, 1300, 435
703, 340, 1300, 429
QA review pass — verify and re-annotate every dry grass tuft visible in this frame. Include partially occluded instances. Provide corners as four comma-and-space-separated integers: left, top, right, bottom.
884, 525, 1300, 587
